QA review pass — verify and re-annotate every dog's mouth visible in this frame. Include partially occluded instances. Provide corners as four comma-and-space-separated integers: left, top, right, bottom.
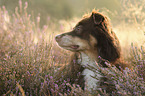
70, 45, 79, 49
60, 45, 79, 50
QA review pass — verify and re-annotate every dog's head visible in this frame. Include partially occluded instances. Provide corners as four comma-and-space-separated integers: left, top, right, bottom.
55, 11, 120, 62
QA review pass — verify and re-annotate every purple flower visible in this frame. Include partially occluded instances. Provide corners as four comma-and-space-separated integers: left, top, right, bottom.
27, 71, 31, 76
73, 59, 76, 64
66, 83, 70, 86
55, 84, 58, 89
51, 88, 54, 93
63, 80, 66, 83
50, 76, 53, 79
45, 75, 48, 78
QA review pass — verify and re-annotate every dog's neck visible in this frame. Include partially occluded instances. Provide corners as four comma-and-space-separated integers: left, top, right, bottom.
77, 51, 102, 91
78, 52, 98, 68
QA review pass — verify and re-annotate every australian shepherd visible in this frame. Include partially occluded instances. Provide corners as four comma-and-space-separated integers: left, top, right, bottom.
55, 10, 127, 92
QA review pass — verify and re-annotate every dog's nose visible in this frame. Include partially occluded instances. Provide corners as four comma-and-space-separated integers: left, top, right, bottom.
55, 34, 64, 42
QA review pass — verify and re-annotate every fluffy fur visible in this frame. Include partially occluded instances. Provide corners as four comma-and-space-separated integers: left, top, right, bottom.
55, 10, 127, 92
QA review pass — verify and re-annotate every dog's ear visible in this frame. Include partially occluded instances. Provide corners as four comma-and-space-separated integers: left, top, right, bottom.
91, 12, 105, 25
91, 11, 121, 63
94, 27, 121, 62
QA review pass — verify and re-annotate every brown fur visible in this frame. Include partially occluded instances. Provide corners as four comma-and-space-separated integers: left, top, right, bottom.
55, 10, 128, 93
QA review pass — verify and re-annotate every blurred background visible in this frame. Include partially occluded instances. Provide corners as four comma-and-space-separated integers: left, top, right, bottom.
0, 0, 145, 26
0, 0, 141, 25
0, 0, 121, 20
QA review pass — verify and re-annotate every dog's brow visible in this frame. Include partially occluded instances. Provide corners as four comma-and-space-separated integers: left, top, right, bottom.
77, 20, 85, 25
76, 23, 81, 27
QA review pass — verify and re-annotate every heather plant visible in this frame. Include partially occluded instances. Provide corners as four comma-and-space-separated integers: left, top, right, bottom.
0, 0, 145, 96
0, 1, 56, 95
0, 0, 74, 95
96, 54, 145, 95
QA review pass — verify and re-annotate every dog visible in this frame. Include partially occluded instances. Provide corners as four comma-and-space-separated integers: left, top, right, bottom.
55, 10, 127, 92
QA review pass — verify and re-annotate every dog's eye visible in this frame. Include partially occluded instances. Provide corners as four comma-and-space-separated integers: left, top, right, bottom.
75, 26, 82, 34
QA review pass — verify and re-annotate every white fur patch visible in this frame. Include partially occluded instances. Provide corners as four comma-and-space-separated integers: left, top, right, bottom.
83, 69, 99, 90
55, 34, 89, 51
78, 52, 102, 91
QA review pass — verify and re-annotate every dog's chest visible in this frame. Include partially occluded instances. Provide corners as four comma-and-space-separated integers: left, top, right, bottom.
77, 53, 102, 90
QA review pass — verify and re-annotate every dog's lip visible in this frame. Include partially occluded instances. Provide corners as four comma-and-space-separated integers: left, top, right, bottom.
70, 45, 79, 49
61, 45, 79, 49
